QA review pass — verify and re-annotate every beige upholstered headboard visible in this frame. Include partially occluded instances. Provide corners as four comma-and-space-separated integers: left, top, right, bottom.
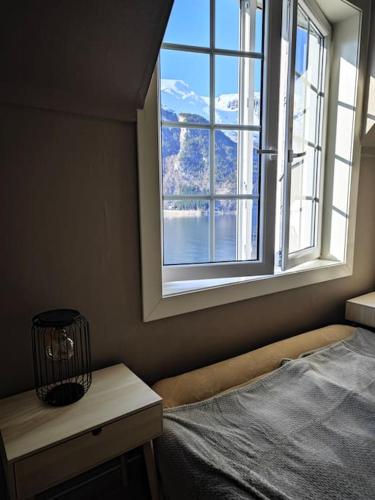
152, 324, 355, 409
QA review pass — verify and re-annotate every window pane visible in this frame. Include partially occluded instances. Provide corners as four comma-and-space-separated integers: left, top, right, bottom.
303, 145, 315, 197
308, 25, 321, 89
295, 8, 308, 76
289, 198, 314, 254
215, 0, 240, 51
254, 7, 263, 53
163, 200, 210, 264
160, 50, 210, 123
164, 0, 209, 48
289, 162, 302, 253
292, 9, 308, 154
215, 55, 261, 125
293, 80, 307, 155
215, 1, 263, 53
306, 86, 318, 145
215, 199, 236, 262
215, 199, 258, 261
293, 9, 322, 153
215, 130, 260, 195
289, 161, 314, 253
161, 127, 210, 195
292, 104, 306, 155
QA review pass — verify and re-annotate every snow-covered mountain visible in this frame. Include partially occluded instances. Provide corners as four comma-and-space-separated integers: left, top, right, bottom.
161, 79, 209, 120
160, 79, 260, 126
161, 108, 259, 203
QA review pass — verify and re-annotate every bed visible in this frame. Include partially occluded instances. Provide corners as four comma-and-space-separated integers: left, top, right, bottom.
152, 324, 375, 499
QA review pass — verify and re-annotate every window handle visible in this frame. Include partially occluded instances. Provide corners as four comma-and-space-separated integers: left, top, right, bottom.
288, 150, 307, 162
257, 148, 278, 160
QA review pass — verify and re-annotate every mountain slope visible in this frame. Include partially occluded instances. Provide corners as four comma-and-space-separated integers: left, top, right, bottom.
161, 109, 259, 209
160, 80, 260, 211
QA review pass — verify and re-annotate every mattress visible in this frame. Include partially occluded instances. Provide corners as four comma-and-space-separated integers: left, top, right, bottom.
156, 327, 375, 500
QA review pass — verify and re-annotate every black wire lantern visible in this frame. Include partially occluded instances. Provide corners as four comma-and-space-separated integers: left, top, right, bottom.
32, 309, 92, 406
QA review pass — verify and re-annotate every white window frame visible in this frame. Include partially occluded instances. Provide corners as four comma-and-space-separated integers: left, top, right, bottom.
161, 0, 281, 282
280, 0, 331, 270
137, 0, 371, 322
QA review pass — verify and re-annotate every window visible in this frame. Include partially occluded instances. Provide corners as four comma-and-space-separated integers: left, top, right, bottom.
278, 0, 330, 270
160, 0, 279, 281
159, 0, 331, 282
137, 0, 370, 321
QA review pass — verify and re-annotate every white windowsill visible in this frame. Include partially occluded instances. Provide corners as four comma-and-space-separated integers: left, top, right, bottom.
163, 258, 342, 296
140, 259, 353, 321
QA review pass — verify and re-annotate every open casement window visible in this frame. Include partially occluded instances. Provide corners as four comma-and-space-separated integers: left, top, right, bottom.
160, 0, 282, 281
279, 0, 331, 270
138, 0, 369, 319
159, 0, 331, 282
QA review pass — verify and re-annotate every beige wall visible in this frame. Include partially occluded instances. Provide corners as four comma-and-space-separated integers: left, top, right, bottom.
0, 99, 374, 398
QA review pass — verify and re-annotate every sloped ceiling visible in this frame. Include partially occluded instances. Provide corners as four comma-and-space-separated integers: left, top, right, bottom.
362, 125, 375, 148
315, 0, 358, 23
0, 1, 173, 121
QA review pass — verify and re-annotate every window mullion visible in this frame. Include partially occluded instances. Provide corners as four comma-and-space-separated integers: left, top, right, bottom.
161, 42, 263, 60
209, 0, 215, 262
163, 194, 259, 201
160, 120, 261, 132
237, 0, 257, 261
210, 126, 215, 262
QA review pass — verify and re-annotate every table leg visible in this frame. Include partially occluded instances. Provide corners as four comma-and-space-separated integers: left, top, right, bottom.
120, 454, 128, 489
143, 441, 159, 500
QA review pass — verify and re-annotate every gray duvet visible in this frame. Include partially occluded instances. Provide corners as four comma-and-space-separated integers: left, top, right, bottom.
156, 328, 375, 500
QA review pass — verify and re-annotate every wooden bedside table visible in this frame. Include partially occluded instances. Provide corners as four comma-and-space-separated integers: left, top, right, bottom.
0, 364, 162, 500
346, 291, 375, 328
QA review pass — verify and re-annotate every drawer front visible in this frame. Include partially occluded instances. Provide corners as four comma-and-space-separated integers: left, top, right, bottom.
14, 404, 162, 498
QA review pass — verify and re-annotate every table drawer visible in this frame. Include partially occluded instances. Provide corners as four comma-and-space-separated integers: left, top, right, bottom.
14, 404, 162, 498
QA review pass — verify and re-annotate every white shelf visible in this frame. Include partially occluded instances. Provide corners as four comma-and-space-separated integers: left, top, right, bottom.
346, 292, 375, 328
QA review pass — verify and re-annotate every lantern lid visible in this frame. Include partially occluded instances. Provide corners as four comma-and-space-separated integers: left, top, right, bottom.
33, 309, 81, 328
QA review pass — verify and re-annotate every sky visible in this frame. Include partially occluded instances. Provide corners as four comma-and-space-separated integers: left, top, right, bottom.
161, 0, 263, 96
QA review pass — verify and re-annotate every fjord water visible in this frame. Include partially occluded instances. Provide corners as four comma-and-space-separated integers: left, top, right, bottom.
164, 212, 258, 265
164, 213, 235, 265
